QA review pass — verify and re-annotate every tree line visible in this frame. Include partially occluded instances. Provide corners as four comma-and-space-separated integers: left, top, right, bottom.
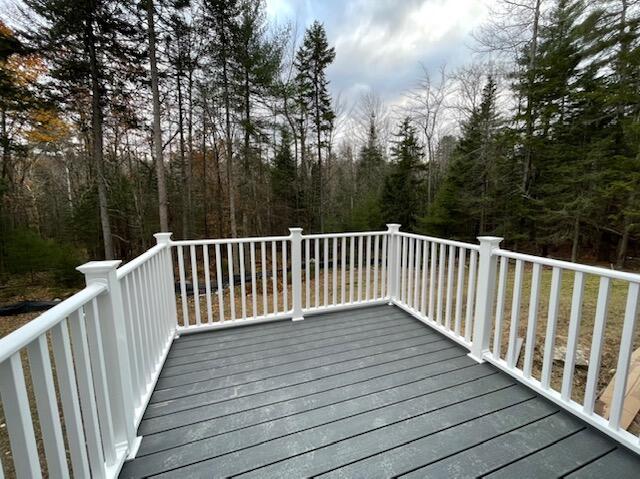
0, 0, 638, 285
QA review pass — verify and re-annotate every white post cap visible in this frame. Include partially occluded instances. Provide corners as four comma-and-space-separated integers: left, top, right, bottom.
76, 260, 122, 275
477, 236, 503, 247
77, 260, 122, 285
154, 232, 173, 244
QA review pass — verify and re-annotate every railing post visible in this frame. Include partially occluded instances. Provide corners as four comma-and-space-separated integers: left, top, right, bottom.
154, 232, 178, 332
469, 236, 503, 362
76, 260, 140, 457
386, 224, 401, 303
289, 227, 304, 321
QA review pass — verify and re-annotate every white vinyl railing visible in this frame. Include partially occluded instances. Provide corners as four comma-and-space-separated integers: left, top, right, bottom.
301, 231, 390, 312
0, 234, 177, 479
1, 226, 639, 477
171, 233, 293, 330
171, 229, 392, 332
482, 245, 640, 455
390, 229, 480, 349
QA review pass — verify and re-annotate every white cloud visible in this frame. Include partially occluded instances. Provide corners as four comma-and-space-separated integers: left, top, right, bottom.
265, 0, 296, 22
266, 0, 494, 133
330, 0, 490, 87
334, 0, 487, 69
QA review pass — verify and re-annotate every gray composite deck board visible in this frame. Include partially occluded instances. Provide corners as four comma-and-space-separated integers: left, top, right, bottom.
120, 304, 640, 478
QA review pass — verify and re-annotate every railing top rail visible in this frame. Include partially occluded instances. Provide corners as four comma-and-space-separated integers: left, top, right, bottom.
116, 243, 166, 279
171, 235, 290, 246
302, 230, 388, 239
496, 248, 640, 283
0, 282, 107, 363
396, 231, 481, 250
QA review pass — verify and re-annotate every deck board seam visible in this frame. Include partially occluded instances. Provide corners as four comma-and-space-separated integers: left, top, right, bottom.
293, 396, 552, 479
386, 410, 563, 479
142, 383, 522, 477
149, 344, 463, 405
146, 349, 472, 422
399, 412, 581, 478
146, 346, 466, 410
137, 369, 501, 460
167, 318, 418, 357
474, 426, 588, 478
215, 385, 531, 478
152, 337, 454, 393
170, 314, 408, 351
171, 309, 406, 349
161, 323, 434, 374
139, 360, 490, 443
160, 326, 441, 378
558, 447, 621, 478
166, 318, 431, 361
173, 305, 394, 343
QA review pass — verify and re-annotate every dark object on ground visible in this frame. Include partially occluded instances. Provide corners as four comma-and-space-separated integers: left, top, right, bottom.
0, 300, 61, 317
175, 272, 268, 296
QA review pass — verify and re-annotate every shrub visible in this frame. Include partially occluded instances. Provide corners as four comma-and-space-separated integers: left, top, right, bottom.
3, 228, 84, 287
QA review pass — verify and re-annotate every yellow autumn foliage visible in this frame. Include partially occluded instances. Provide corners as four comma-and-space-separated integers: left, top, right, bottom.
26, 109, 70, 143
1, 21, 45, 86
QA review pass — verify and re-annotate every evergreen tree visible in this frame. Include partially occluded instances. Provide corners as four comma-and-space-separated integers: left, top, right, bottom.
381, 118, 425, 230
424, 76, 503, 239
352, 113, 385, 229
271, 128, 297, 230
166, 10, 194, 238
532, 0, 592, 257
202, 0, 241, 237
0, 22, 39, 268
581, 0, 640, 265
233, 0, 284, 235
144, 0, 168, 231
294, 21, 335, 232
22, 0, 144, 258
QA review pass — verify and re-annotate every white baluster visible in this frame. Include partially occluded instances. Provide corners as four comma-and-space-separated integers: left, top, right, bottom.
290, 228, 304, 321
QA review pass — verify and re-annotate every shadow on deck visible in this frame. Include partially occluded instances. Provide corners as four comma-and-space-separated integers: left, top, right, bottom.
120, 304, 640, 478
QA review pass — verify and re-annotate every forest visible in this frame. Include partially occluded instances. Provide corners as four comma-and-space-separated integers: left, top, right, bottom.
0, 0, 639, 288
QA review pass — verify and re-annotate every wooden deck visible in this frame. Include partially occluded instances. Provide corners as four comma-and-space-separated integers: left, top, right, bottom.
119, 305, 640, 478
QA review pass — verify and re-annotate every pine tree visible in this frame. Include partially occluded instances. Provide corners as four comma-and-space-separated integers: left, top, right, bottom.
294, 21, 335, 232
144, 0, 168, 231
352, 113, 385, 229
22, 0, 144, 258
381, 118, 425, 230
233, 0, 284, 235
0, 22, 39, 268
271, 128, 297, 231
202, 0, 241, 237
532, 0, 591, 257
581, 0, 640, 265
423, 76, 503, 239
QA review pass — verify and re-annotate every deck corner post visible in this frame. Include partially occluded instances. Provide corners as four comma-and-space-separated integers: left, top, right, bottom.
386, 224, 401, 303
469, 236, 503, 362
289, 227, 304, 321
76, 260, 139, 454
154, 232, 178, 330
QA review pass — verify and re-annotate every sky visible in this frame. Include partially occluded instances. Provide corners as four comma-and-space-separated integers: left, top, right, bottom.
266, 0, 493, 112
0, 0, 494, 126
